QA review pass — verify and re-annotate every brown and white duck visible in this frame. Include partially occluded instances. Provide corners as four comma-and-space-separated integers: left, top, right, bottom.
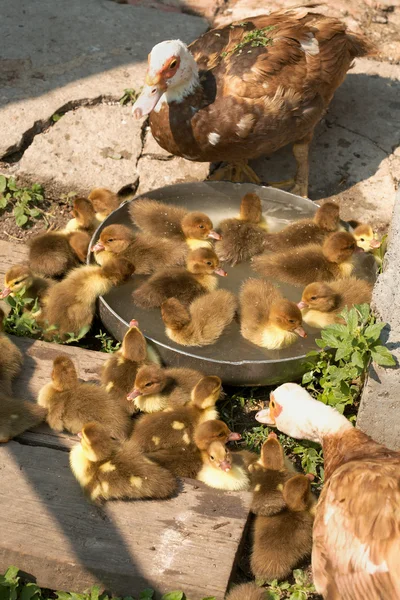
132, 7, 373, 195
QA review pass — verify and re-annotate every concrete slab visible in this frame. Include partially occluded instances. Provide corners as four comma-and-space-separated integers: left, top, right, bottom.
357, 190, 400, 451
14, 104, 142, 196
0, 0, 207, 158
137, 155, 210, 194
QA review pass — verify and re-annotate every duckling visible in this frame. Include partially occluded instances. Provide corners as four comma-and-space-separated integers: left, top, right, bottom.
69, 421, 177, 504
88, 187, 121, 221
216, 192, 267, 265
252, 231, 359, 286
0, 308, 23, 395
40, 258, 134, 339
64, 197, 100, 235
129, 198, 221, 249
251, 474, 315, 581
225, 583, 267, 600
0, 398, 47, 443
240, 279, 306, 350
298, 278, 373, 329
0, 264, 53, 314
28, 230, 91, 278
352, 224, 381, 253
37, 355, 131, 437
248, 434, 296, 517
217, 201, 340, 265
127, 363, 204, 413
131, 376, 222, 452
132, 247, 227, 309
147, 419, 242, 479
196, 440, 252, 491
101, 321, 160, 413
161, 289, 237, 347
91, 224, 186, 272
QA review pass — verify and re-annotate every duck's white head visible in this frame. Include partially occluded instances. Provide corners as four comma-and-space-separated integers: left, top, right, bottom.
133, 40, 199, 118
255, 383, 352, 443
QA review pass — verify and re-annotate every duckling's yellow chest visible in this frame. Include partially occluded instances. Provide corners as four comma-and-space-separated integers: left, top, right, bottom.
338, 261, 354, 277
134, 394, 167, 413
197, 463, 250, 491
186, 239, 213, 251
302, 309, 337, 329
69, 445, 95, 486
261, 325, 298, 350
197, 274, 218, 292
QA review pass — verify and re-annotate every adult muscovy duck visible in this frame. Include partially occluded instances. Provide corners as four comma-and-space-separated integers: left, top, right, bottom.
132, 6, 373, 197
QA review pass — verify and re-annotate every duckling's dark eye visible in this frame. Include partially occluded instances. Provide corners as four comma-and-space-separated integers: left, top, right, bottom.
210, 455, 215, 461
288, 319, 295, 324
169, 59, 177, 69
360, 238, 365, 242
206, 261, 212, 266
13, 280, 22, 285
145, 382, 152, 387
218, 432, 224, 437
198, 224, 205, 229
107, 239, 114, 243
311, 296, 317, 300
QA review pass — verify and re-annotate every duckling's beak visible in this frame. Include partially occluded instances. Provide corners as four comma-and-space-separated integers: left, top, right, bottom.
0, 287, 11, 299
256, 407, 275, 425
267, 431, 277, 440
227, 432, 242, 441
77, 431, 83, 439
297, 301, 308, 310
294, 326, 307, 338
91, 241, 105, 253
369, 238, 381, 249
214, 267, 227, 277
132, 82, 167, 119
208, 230, 222, 240
219, 460, 232, 472
127, 388, 141, 401
129, 319, 139, 328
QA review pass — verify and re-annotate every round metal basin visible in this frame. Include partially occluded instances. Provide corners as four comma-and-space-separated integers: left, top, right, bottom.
90, 181, 377, 386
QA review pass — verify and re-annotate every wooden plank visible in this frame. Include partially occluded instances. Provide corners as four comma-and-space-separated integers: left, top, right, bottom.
0, 442, 252, 600
0, 239, 28, 281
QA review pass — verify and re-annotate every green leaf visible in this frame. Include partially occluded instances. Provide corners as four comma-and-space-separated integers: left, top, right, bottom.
371, 345, 396, 367
301, 371, 314, 384
346, 307, 358, 332
139, 590, 154, 600
265, 593, 280, 600
201, 597, 216, 600
351, 350, 365, 369
52, 113, 62, 122
89, 586, 100, 600
161, 593, 184, 600
0, 194, 8, 209
320, 330, 340, 348
7, 177, 17, 191
0, 175, 7, 193
55, 592, 72, 600
335, 345, 352, 361
357, 303, 371, 322
15, 213, 28, 227
324, 323, 347, 336
19, 583, 42, 600
28, 207, 41, 218
289, 592, 306, 600
364, 322, 386, 342
4, 567, 19, 583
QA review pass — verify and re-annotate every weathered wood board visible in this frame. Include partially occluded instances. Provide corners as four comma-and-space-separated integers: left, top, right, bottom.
0, 239, 28, 282
0, 442, 252, 599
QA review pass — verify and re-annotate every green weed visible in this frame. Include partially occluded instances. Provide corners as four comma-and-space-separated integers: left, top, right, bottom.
221, 26, 275, 57
95, 330, 121, 353
119, 89, 140, 106
260, 569, 316, 599
0, 175, 46, 228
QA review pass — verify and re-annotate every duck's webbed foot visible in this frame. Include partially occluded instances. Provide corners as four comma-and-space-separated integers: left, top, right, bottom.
208, 161, 261, 184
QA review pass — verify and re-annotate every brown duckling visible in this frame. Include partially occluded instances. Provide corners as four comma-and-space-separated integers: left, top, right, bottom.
240, 279, 306, 350
28, 230, 91, 278
64, 197, 100, 235
249, 434, 297, 517
197, 440, 254, 491
161, 289, 237, 347
101, 321, 160, 413
0, 308, 23, 396
40, 258, 134, 339
0, 398, 47, 443
132, 247, 227, 309
88, 187, 121, 221
225, 583, 267, 600
0, 264, 53, 314
251, 474, 315, 581
38, 355, 131, 437
217, 201, 340, 265
69, 421, 177, 504
127, 363, 204, 413
131, 376, 222, 452
148, 419, 242, 481
353, 223, 381, 253
298, 278, 373, 329
129, 198, 221, 249
91, 224, 186, 272
216, 192, 267, 265
252, 231, 359, 286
